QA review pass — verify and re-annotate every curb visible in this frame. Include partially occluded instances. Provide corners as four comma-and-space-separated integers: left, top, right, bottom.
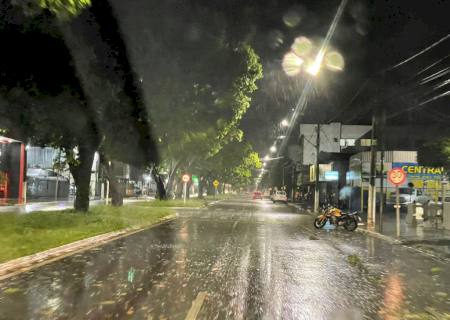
0, 214, 176, 281
287, 203, 313, 215
356, 228, 401, 245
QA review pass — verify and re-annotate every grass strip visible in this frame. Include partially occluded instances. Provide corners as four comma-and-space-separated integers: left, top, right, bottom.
0, 204, 173, 263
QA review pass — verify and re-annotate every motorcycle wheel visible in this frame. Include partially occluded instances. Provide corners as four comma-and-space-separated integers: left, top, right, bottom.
344, 217, 357, 231
314, 217, 327, 229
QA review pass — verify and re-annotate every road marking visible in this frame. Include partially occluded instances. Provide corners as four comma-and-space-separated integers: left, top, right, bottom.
232, 220, 239, 230
184, 291, 207, 320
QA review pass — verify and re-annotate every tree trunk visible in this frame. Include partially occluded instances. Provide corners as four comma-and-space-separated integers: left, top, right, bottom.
69, 145, 95, 212
198, 177, 205, 199
99, 154, 124, 206
152, 167, 167, 200
176, 179, 184, 199
165, 161, 180, 198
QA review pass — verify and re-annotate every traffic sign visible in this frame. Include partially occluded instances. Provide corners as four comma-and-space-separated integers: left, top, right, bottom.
213, 180, 219, 188
388, 168, 406, 186
182, 174, 190, 183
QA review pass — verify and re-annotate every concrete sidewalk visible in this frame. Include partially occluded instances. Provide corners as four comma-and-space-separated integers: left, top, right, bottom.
0, 197, 154, 214
288, 201, 450, 261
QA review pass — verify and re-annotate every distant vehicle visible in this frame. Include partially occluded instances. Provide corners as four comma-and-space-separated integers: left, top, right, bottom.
252, 191, 263, 200
388, 188, 431, 205
272, 191, 288, 204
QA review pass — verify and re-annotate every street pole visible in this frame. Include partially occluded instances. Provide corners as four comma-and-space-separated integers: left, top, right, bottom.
396, 185, 400, 237
55, 151, 61, 202
380, 149, 385, 232
379, 108, 386, 232
183, 181, 187, 205
105, 180, 110, 205
291, 164, 295, 202
367, 115, 377, 227
314, 124, 320, 213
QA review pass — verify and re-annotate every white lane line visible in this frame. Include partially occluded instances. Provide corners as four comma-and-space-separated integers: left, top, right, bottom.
185, 291, 207, 320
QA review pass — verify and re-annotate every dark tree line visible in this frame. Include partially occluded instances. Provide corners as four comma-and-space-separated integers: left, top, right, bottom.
0, 0, 161, 211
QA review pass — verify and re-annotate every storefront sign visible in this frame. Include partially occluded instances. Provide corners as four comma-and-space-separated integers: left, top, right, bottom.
392, 163, 444, 177
324, 171, 339, 181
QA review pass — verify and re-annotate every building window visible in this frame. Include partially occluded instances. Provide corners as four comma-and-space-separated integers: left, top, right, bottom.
340, 139, 356, 147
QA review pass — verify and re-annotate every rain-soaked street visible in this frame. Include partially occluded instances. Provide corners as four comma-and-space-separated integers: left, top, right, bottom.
0, 198, 449, 320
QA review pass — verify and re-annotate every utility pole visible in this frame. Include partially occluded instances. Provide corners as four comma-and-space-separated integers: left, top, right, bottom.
314, 124, 320, 213
367, 115, 377, 227
379, 109, 386, 232
291, 164, 296, 202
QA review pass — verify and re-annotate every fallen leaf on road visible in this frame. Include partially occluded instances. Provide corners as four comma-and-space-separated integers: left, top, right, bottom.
3, 288, 20, 294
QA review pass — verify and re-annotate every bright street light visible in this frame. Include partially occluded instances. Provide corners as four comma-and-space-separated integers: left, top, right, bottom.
281, 119, 289, 127
277, 135, 286, 139
270, 145, 277, 153
264, 155, 270, 161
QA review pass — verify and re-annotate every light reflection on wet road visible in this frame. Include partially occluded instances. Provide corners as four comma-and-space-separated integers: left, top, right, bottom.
0, 198, 449, 319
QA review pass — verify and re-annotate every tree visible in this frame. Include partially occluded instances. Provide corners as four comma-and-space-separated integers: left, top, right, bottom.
113, 0, 263, 197
418, 138, 450, 172
0, 0, 158, 210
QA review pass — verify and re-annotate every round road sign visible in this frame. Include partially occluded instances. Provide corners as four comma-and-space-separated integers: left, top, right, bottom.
213, 180, 219, 188
388, 168, 406, 186
182, 174, 190, 183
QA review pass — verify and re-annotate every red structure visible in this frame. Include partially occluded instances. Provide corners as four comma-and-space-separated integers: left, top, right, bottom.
0, 136, 26, 204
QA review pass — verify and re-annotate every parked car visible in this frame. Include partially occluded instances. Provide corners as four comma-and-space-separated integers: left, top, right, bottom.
252, 191, 263, 200
272, 191, 288, 204
388, 188, 431, 206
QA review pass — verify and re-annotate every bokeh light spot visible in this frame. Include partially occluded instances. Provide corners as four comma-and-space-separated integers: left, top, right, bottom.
282, 52, 304, 77
291, 36, 313, 58
283, 10, 301, 28
267, 30, 284, 49
324, 51, 345, 71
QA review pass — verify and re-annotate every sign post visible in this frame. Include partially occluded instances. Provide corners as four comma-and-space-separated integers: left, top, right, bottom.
182, 174, 190, 205
388, 168, 407, 237
213, 180, 219, 200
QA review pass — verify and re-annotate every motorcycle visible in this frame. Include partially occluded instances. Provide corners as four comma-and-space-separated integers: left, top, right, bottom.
313, 205, 361, 231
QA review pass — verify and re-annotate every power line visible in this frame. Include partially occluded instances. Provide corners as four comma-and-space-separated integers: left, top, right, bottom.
329, 34, 450, 123
380, 33, 450, 73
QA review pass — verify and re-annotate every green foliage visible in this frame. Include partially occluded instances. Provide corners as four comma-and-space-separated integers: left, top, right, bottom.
210, 45, 263, 156
13, 0, 91, 19
418, 138, 450, 171
206, 140, 262, 187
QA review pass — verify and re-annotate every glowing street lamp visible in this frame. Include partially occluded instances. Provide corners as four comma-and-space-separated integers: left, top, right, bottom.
264, 155, 270, 161
270, 145, 277, 153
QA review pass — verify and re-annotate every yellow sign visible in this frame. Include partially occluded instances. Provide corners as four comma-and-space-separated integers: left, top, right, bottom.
213, 180, 219, 188
400, 165, 444, 175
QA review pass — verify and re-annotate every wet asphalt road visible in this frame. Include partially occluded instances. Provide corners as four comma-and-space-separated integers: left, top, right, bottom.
0, 198, 449, 319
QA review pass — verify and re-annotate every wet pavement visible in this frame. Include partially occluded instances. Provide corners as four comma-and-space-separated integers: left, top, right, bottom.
0, 198, 449, 319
